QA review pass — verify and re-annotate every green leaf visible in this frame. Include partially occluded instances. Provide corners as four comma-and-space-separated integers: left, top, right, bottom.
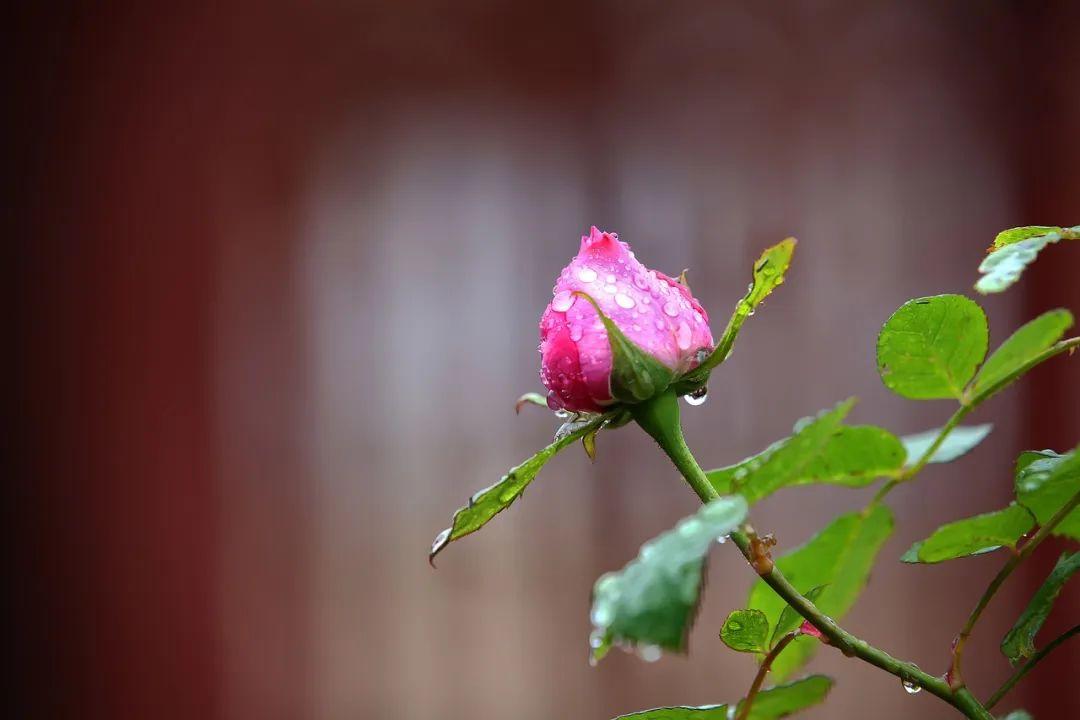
590, 496, 749, 660
679, 238, 796, 389
747, 506, 894, 680
997, 712, 1033, 720
574, 292, 674, 403
876, 295, 988, 400
900, 424, 993, 466
613, 675, 833, 720
706, 400, 862, 503
975, 226, 1079, 294
900, 504, 1034, 564
720, 609, 770, 653
970, 310, 1074, 396
429, 411, 614, 562
1001, 551, 1080, 665
773, 585, 826, 646
992, 226, 1063, 249
1015, 446, 1080, 541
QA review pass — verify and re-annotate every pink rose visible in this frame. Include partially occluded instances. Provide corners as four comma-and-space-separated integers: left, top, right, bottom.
539, 226, 715, 413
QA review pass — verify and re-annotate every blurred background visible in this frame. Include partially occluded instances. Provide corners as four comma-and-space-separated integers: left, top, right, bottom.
11, 1, 1080, 718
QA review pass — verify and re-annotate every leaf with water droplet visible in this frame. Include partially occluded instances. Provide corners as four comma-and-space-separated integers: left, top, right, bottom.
611, 675, 832, 720
720, 609, 770, 653
677, 238, 796, 391
574, 291, 674, 404
877, 295, 988, 400
707, 400, 905, 503
975, 225, 1078, 294
900, 504, 1034, 564
968, 310, 1073, 398
1001, 550, 1080, 665
899, 424, 993, 466
746, 506, 894, 681
589, 496, 748, 661
1014, 445, 1080, 541
429, 410, 617, 563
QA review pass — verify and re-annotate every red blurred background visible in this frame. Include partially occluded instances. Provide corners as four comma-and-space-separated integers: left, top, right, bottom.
11, 2, 1079, 719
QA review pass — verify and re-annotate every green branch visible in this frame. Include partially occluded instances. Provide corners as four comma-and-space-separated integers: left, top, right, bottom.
735, 632, 797, 720
985, 624, 1079, 710
632, 390, 993, 720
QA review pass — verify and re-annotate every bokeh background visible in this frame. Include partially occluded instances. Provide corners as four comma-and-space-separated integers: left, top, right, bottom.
12, 1, 1080, 719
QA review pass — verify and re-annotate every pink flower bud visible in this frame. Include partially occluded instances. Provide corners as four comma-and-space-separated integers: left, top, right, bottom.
539, 226, 714, 412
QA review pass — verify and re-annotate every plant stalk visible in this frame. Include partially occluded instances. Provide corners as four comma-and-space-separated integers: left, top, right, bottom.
632, 390, 994, 720
985, 624, 1079, 710
735, 633, 797, 720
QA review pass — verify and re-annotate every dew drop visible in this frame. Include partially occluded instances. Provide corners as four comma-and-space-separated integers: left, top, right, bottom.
663, 301, 679, 317
552, 290, 575, 312
604, 284, 618, 294
431, 528, 451, 553
570, 325, 583, 342
591, 605, 613, 627
633, 273, 650, 290
589, 629, 605, 649
715, 534, 727, 544
615, 293, 636, 309
577, 267, 598, 283
641, 295, 651, 304
902, 678, 921, 695
632, 324, 641, 332
588, 654, 598, 668
684, 386, 708, 406
637, 645, 662, 663
676, 322, 693, 350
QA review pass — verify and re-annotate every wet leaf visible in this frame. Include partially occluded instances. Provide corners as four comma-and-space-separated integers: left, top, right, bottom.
720, 609, 770, 653
970, 310, 1074, 397
613, 675, 833, 720
679, 239, 796, 389
997, 712, 1033, 720
590, 496, 748, 660
575, 292, 674, 404
747, 505, 894, 680
975, 226, 1079, 294
1001, 551, 1080, 665
706, 400, 860, 503
900, 504, 1034, 564
1015, 446, 1080, 541
429, 411, 615, 562
773, 585, 826, 646
877, 295, 988, 400
900, 424, 993, 466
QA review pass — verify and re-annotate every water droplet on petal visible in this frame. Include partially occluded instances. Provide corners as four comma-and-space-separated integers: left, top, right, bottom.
552, 290, 575, 312
676, 322, 692, 350
663, 301, 679, 317
604, 284, 618, 294
615, 293, 636, 309
633, 273, 650, 290
570, 325, 583, 342
577, 267, 598, 283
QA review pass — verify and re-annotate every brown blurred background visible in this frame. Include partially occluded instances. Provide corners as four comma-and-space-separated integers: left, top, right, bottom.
11, 1, 1080, 719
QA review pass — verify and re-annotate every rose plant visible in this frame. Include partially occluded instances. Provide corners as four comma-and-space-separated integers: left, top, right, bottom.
431, 224, 1080, 720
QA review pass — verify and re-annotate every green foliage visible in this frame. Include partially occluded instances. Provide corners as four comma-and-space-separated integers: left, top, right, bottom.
900, 424, 992, 466
773, 585, 826, 646
679, 239, 796, 389
720, 609, 770, 653
575, 292, 675, 403
998, 712, 1033, 720
707, 401, 906, 502
747, 506, 894, 680
970, 310, 1074, 397
590, 496, 749, 661
901, 504, 1034, 564
877, 295, 988, 400
976, 225, 1078, 294
1015, 447, 1080, 541
429, 411, 616, 562
1001, 551, 1080, 665
613, 676, 833, 720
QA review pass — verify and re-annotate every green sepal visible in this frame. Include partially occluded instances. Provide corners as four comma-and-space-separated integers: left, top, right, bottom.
1000, 551, 1080, 665
429, 410, 616, 563
676, 238, 796, 392
574, 291, 675, 404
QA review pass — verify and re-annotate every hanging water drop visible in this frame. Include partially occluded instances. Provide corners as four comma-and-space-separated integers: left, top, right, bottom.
684, 386, 708, 406
901, 678, 921, 695
589, 629, 605, 649
637, 645, 662, 663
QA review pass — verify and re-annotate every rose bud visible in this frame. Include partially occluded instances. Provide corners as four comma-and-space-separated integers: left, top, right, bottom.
539, 226, 715, 413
